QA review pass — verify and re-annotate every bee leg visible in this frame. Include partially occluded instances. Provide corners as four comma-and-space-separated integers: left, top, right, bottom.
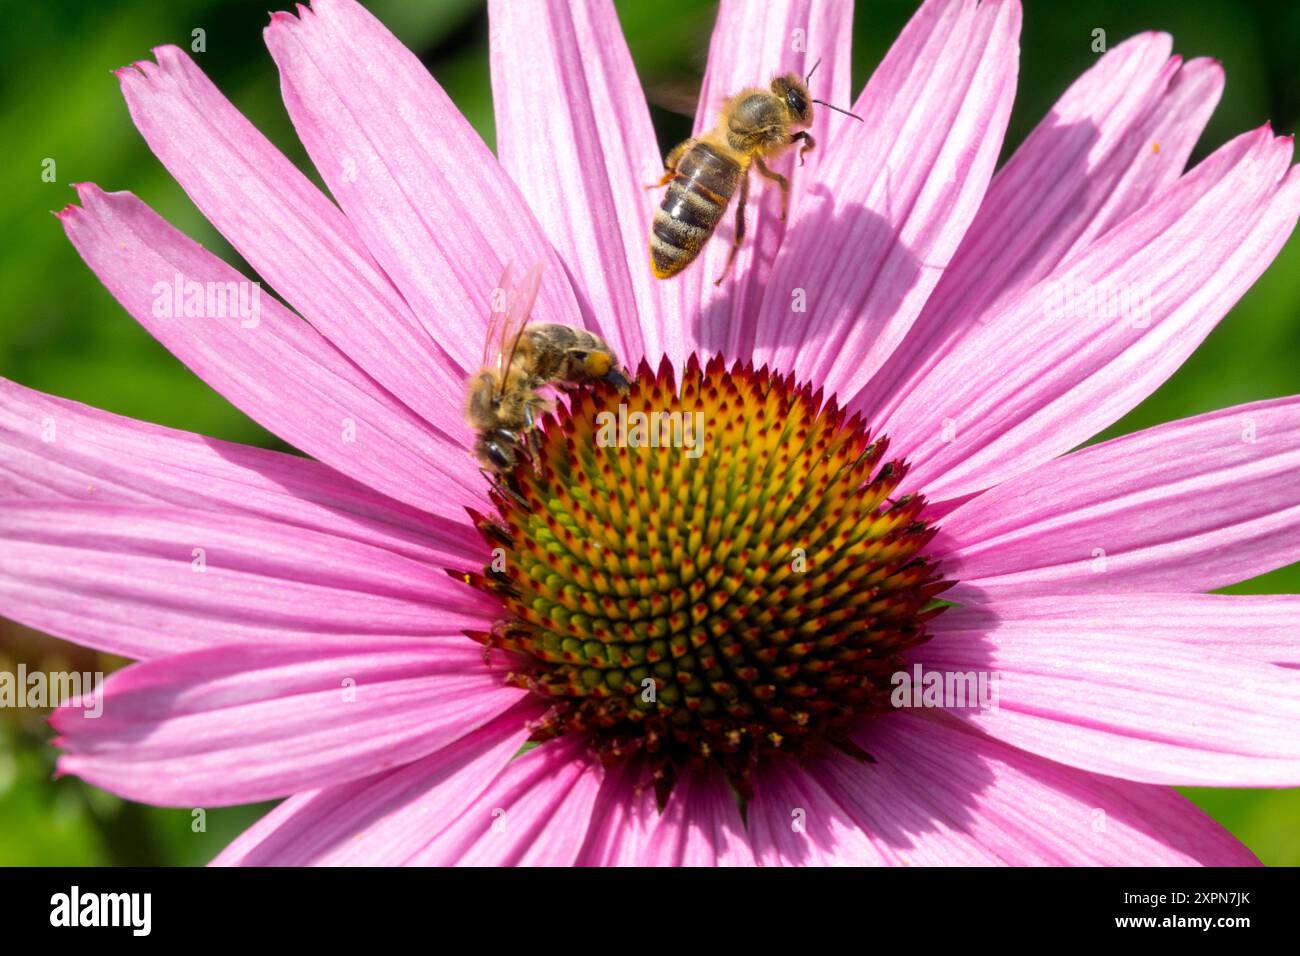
753, 156, 790, 221
714, 170, 750, 287
525, 394, 554, 424
501, 479, 529, 508
648, 138, 695, 189
480, 468, 529, 508
527, 426, 544, 468
791, 131, 816, 166
518, 407, 545, 473
502, 476, 530, 508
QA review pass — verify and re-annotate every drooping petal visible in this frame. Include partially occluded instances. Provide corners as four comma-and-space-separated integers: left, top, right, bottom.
405, 736, 603, 866
58, 185, 482, 519
263, 0, 580, 375
611, 762, 755, 866
937, 396, 1300, 598
0, 502, 495, 659
885, 128, 1300, 501
918, 612, 1300, 786
488, 0, 668, 366
573, 760, 755, 866
759, 0, 1021, 400
803, 713, 1257, 865
116, 45, 466, 437
0, 377, 481, 565
857, 34, 1224, 421
211, 701, 539, 866
685, 0, 855, 363
52, 637, 526, 806
573, 755, 660, 866
938, 594, 1300, 666
748, 754, 889, 865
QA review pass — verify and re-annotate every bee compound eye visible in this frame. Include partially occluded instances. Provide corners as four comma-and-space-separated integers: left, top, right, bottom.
486, 442, 512, 470
787, 88, 809, 120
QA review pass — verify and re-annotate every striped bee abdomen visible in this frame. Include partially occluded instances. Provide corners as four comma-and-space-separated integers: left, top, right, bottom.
651, 143, 742, 279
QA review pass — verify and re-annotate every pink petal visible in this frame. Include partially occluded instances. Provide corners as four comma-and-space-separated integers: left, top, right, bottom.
684, 0, 855, 362
116, 46, 466, 438
573, 756, 660, 866
886, 128, 1300, 501
748, 754, 889, 865
760, 0, 1021, 399
52, 636, 525, 806
940, 594, 1300, 666
575, 759, 755, 866
406, 736, 603, 866
858, 34, 1224, 421
0, 502, 495, 659
610, 762, 755, 866
919, 610, 1300, 786
0, 377, 481, 565
488, 0, 670, 367
938, 396, 1300, 598
212, 701, 539, 866
263, 0, 580, 376
812, 713, 1257, 865
58, 184, 482, 519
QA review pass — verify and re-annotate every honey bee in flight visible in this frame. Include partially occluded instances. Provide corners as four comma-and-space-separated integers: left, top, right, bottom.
649, 59, 862, 284
465, 263, 630, 474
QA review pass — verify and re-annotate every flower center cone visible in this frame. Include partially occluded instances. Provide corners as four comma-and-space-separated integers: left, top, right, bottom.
458, 353, 952, 794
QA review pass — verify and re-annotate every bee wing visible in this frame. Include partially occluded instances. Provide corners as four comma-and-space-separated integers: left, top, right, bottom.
496, 261, 544, 390
645, 78, 704, 119
482, 262, 515, 371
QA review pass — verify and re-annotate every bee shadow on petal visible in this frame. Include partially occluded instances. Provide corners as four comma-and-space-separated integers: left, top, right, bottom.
696, 117, 1108, 391
692, 180, 922, 372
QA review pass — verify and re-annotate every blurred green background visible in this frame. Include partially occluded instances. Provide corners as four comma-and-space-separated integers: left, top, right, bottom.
1, 0, 1297, 865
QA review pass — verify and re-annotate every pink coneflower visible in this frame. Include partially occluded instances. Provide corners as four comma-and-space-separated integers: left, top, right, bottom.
2, 0, 1298, 865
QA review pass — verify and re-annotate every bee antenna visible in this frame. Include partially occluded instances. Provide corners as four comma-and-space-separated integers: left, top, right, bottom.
804, 57, 823, 84
812, 99, 864, 122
